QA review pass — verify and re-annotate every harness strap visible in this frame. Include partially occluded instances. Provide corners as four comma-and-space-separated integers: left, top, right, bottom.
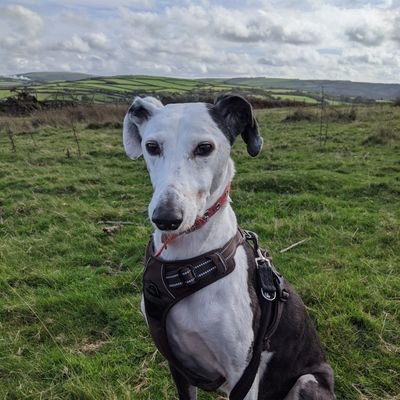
143, 230, 245, 391
229, 230, 289, 400
143, 228, 288, 398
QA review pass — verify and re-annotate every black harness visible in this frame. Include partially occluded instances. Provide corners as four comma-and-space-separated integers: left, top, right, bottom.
143, 229, 289, 399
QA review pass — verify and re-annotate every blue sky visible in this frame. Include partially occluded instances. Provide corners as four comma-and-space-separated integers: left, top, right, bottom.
1, 0, 399, 83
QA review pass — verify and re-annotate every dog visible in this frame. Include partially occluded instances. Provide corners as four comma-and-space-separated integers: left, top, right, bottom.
123, 94, 336, 400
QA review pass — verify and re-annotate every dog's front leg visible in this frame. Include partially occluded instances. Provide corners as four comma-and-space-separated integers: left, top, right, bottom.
170, 365, 197, 400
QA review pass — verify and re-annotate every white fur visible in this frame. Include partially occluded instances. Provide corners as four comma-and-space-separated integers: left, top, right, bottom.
124, 99, 234, 239
167, 246, 268, 398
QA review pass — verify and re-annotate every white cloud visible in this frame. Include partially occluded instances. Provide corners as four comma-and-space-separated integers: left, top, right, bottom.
54, 0, 154, 8
0, 4, 43, 35
0, 1, 399, 83
83, 33, 110, 50
55, 35, 91, 53
346, 26, 385, 47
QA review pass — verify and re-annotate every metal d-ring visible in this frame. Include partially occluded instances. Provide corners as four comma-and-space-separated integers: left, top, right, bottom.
261, 289, 277, 302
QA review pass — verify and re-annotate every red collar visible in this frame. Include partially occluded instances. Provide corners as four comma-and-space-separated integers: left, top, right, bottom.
154, 183, 231, 257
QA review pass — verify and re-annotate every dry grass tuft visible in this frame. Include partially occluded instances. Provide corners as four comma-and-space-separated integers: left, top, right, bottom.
0, 104, 127, 134
362, 128, 400, 146
283, 107, 357, 123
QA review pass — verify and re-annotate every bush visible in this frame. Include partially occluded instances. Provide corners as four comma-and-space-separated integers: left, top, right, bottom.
283, 109, 317, 122
0, 104, 127, 134
283, 107, 357, 123
329, 108, 357, 122
86, 121, 122, 130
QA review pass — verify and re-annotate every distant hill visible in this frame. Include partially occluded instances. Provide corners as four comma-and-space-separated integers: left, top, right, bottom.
16, 72, 96, 83
0, 76, 22, 83
1, 73, 399, 104
209, 77, 400, 100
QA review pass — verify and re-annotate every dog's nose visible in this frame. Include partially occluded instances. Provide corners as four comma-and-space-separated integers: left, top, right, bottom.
152, 207, 183, 231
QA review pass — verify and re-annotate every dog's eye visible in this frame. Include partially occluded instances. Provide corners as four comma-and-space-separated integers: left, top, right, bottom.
194, 142, 214, 157
145, 141, 161, 156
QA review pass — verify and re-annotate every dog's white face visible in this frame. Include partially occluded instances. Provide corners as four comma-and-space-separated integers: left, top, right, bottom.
123, 95, 262, 233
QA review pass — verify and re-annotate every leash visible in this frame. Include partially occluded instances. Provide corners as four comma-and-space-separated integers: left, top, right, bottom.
154, 183, 231, 257
229, 230, 289, 400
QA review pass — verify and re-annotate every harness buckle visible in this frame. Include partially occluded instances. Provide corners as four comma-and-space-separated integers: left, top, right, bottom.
178, 265, 197, 286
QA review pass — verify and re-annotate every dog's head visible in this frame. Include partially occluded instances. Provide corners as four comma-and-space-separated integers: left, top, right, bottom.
123, 94, 263, 233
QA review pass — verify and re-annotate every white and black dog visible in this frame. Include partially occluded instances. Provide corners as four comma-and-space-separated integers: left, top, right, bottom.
123, 95, 336, 400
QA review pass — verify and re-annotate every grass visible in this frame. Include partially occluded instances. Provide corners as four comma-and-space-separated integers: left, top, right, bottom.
0, 90, 14, 99
0, 104, 399, 399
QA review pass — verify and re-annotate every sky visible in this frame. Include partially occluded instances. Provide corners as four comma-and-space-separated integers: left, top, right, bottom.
0, 0, 399, 83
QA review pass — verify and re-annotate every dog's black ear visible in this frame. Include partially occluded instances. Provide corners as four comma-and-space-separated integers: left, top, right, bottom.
123, 96, 163, 159
213, 94, 263, 157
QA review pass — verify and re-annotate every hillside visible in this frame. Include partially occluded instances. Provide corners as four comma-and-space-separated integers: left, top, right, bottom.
0, 76, 24, 88
212, 77, 400, 100
0, 75, 239, 104
16, 72, 96, 83
0, 73, 399, 104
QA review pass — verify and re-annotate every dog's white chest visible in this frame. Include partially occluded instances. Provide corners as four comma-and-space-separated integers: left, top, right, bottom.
165, 247, 255, 387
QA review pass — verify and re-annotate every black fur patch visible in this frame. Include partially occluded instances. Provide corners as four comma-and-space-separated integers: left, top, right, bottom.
257, 286, 334, 399
207, 103, 236, 145
207, 95, 263, 157
128, 103, 150, 123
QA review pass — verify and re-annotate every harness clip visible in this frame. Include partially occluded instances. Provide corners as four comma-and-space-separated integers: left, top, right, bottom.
178, 265, 197, 286
243, 230, 259, 250
256, 257, 278, 302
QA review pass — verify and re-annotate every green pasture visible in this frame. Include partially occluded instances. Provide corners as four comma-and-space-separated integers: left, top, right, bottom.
1, 75, 390, 105
267, 89, 297, 93
270, 93, 319, 103
327, 99, 345, 106
0, 79, 23, 88
1, 74, 399, 104
0, 90, 12, 99
0, 75, 254, 104
0, 104, 399, 399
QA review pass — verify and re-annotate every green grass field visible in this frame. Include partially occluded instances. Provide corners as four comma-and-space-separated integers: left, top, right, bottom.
2, 74, 399, 104
0, 76, 242, 104
0, 75, 347, 105
0, 104, 399, 399
270, 93, 319, 103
